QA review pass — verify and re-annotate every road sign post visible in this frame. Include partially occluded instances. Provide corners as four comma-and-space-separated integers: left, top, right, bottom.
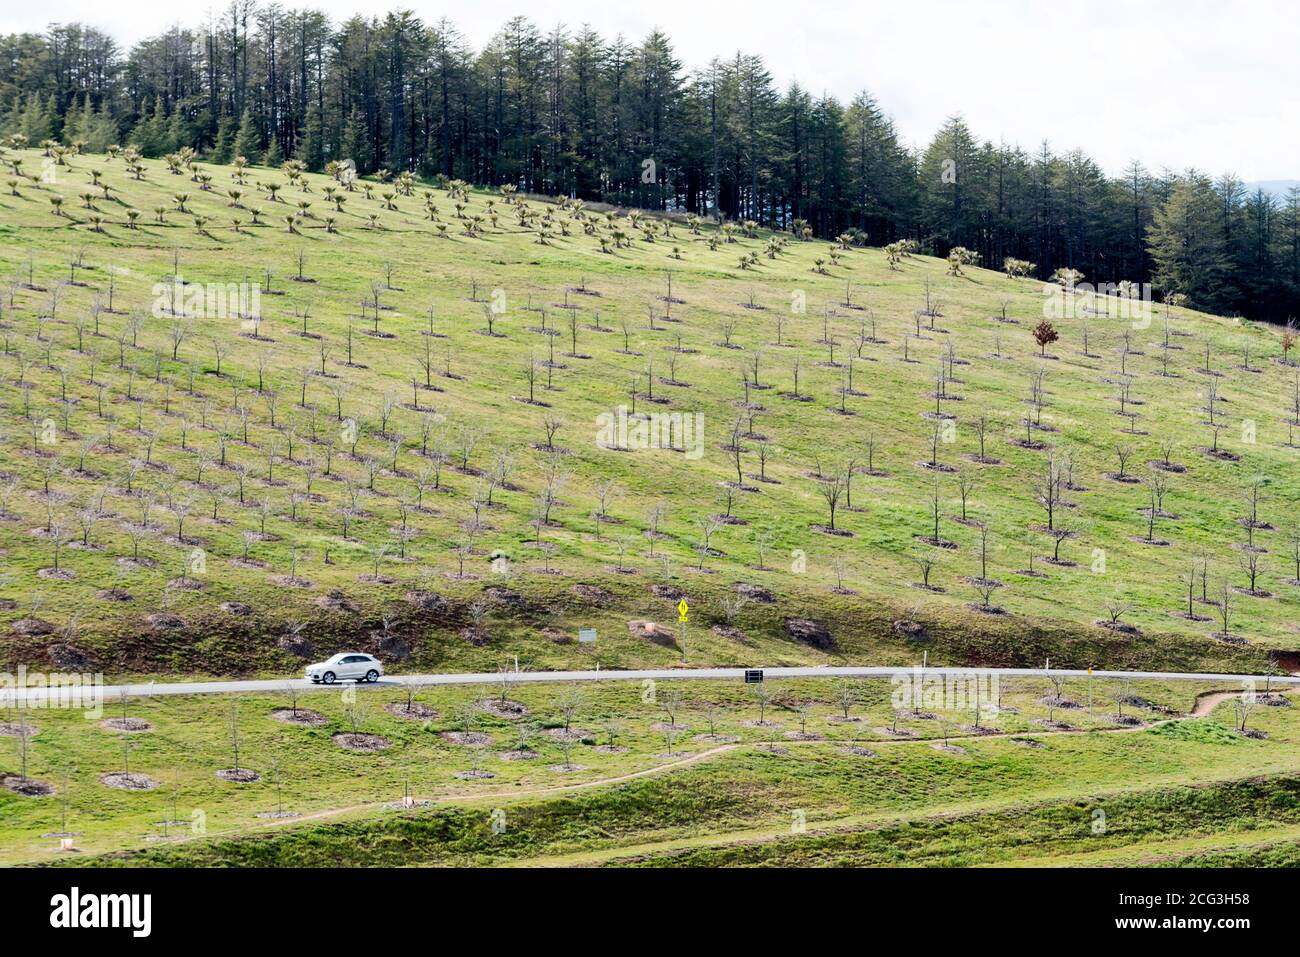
677, 599, 689, 663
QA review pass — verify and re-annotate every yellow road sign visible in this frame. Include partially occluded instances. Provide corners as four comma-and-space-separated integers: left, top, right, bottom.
677, 599, 689, 622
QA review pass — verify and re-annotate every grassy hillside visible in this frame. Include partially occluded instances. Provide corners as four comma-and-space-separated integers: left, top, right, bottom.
1, 144, 1298, 677
5, 674, 1294, 866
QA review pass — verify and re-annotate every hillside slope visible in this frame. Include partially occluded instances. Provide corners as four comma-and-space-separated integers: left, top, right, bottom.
0, 145, 1297, 677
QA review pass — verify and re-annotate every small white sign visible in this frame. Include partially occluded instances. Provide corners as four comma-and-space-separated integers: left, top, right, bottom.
578, 628, 597, 644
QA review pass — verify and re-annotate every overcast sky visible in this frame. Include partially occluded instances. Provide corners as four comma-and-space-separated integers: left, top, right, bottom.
4, 0, 1295, 180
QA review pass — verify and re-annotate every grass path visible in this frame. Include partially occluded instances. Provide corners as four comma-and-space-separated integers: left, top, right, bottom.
993, 822, 1300, 867
106, 703, 1268, 865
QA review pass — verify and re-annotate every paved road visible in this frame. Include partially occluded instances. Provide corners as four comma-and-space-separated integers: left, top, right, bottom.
5, 664, 1295, 705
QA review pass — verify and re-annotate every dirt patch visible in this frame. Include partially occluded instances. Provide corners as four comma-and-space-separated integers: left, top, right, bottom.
542, 727, 593, 742
270, 575, 314, 589
2, 775, 55, 796
333, 732, 392, 752
1214, 632, 1250, 646
271, 708, 328, 726
101, 771, 159, 790
1108, 714, 1144, 727
593, 744, 631, 754
628, 619, 677, 644
315, 591, 359, 612
441, 731, 492, 746
97, 587, 133, 602
460, 627, 488, 646
932, 743, 967, 754
373, 634, 411, 661
711, 624, 746, 641
381, 800, 432, 811
220, 601, 254, 615
405, 590, 447, 612
216, 768, 261, 783
454, 769, 496, 779
785, 617, 836, 650
100, 717, 153, 732
873, 726, 918, 737
652, 721, 690, 732
1094, 619, 1141, 636
892, 618, 929, 640
784, 730, 824, 741
840, 745, 877, 757
650, 583, 684, 601
11, 618, 54, 636
547, 764, 589, 773
571, 583, 613, 605
735, 583, 776, 603
384, 702, 438, 720
146, 613, 187, 630
498, 749, 541, 761
1012, 737, 1045, 748
0, 722, 37, 737
477, 698, 529, 720
1039, 696, 1081, 709
484, 586, 525, 608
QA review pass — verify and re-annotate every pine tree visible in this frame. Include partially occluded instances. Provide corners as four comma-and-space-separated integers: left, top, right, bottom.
211, 115, 236, 164
0, 94, 21, 137
131, 96, 171, 156
64, 95, 93, 145
20, 93, 54, 143
44, 94, 61, 141
300, 109, 323, 171
340, 108, 370, 173
1147, 173, 1230, 312
231, 108, 261, 164
263, 134, 282, 168
166, 109, 188, 155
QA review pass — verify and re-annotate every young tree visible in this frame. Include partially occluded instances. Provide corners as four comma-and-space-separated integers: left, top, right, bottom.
1032, 320, 1059, 356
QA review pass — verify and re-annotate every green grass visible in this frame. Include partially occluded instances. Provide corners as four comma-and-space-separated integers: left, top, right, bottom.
3, 674, 1292, 866
0, 145, 1298, 679
605, 773, 1300, 867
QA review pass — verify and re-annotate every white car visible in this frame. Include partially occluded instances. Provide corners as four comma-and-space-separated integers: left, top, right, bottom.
305, 653, 384, 685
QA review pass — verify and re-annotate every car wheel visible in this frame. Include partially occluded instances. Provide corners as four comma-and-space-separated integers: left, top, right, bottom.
365, 669, 379, 683
322, 671, 336, 685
